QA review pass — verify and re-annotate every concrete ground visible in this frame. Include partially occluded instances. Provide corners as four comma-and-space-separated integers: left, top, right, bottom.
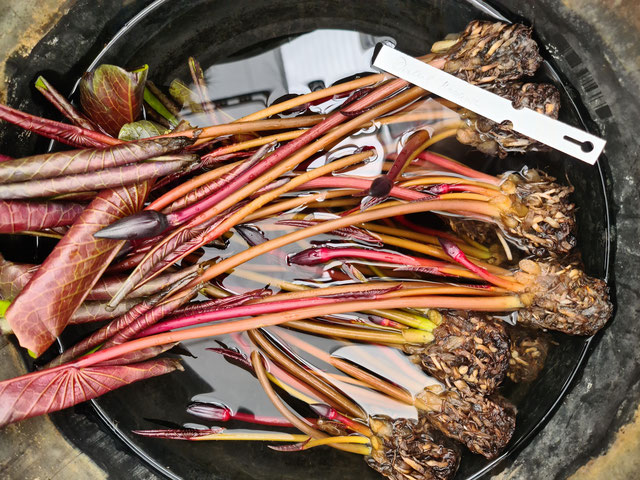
0, 1, 639, 479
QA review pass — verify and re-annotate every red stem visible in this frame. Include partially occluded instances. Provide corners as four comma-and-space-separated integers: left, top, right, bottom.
439, 238, 522, 291
0, 103, 118, 148
288, 246, 473, 278
387, 129, 432, 181
73, 295, 522, 369
186, 403, 313, 427
156, 79, 407, 227
137, 290, 393, 337
417, 151, 499, 185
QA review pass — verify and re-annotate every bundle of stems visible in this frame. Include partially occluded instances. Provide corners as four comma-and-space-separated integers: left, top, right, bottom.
0, 18, 614, 480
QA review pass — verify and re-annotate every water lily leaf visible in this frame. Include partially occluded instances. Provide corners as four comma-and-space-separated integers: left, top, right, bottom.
80, 64, 149, 136
118, 120, 169, 141
0, 358, 182, 427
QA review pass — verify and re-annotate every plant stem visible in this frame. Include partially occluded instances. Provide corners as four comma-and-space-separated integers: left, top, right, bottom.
298, 176, 426, 201
398, 175, 499, 190
393, 215, 485, 245
439, 238, 524, 292
251, 351, 370, 455
361, 223, 491, 260
187, 402, 315, 427
202, 130, 304, 161
252, 353, 321, 435
417, 151, 499, 184
243, 189, 359, 222
183, 199, 502, 289
147, 161, 240, 211
137, 285, 396, 337
285, 320, 433, 345
73, 295, 523, 369
167, 148, 369, 226
248, 329, 365, 418
107, 151, 371, 307
172, 86, 425, 229
239, 74, 386, 121
329, 357, 418, 408
289, 246, 485, 281
191, 431, 312, 443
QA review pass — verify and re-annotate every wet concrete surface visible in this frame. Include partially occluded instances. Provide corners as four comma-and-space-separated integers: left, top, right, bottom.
0, 1, 639, 479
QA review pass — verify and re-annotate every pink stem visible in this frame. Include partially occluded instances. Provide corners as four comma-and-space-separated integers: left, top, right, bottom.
187, 402, 314, 427
438, 238, 521, 291
416, 151, 499, 185
137, 290, 391, 337
69, 294, 521, 369
288, 246, 457, 273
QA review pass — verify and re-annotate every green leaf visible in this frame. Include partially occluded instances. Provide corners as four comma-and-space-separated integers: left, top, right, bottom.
79, 64, 149, 136
143, 88, 179, 126
169, 79, 203, 113
118, 120, 169, 141
0, 300, 10, 317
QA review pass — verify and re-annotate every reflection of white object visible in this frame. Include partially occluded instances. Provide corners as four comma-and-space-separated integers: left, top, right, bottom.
330, 375, 419, 420
281, 30, 374, 93
373, 45, 606, 164
199, 29, 378, 121
332, 344, 442, 397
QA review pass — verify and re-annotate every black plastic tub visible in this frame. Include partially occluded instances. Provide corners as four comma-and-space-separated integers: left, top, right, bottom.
1, 0, 637, 479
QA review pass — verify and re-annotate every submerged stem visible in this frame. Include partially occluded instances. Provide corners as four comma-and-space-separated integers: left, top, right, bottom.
183, 199, 501, 288
74, 295, 523, 369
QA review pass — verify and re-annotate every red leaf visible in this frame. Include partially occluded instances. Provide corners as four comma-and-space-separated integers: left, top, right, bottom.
0, 103, 118, 148
5, 182, 151, 355
0, 200, 84, 234
0, 157, 192, 200
0, 137, 189, 184
0, 358, 182, 427
0, 253, 38, 299
80, 64, 148, 136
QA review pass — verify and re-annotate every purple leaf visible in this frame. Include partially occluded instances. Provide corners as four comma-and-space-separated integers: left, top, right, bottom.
4, 183, 151, 356
0, 358, 183, 427
80, 64, 148, 136
132, 426, 224, 440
